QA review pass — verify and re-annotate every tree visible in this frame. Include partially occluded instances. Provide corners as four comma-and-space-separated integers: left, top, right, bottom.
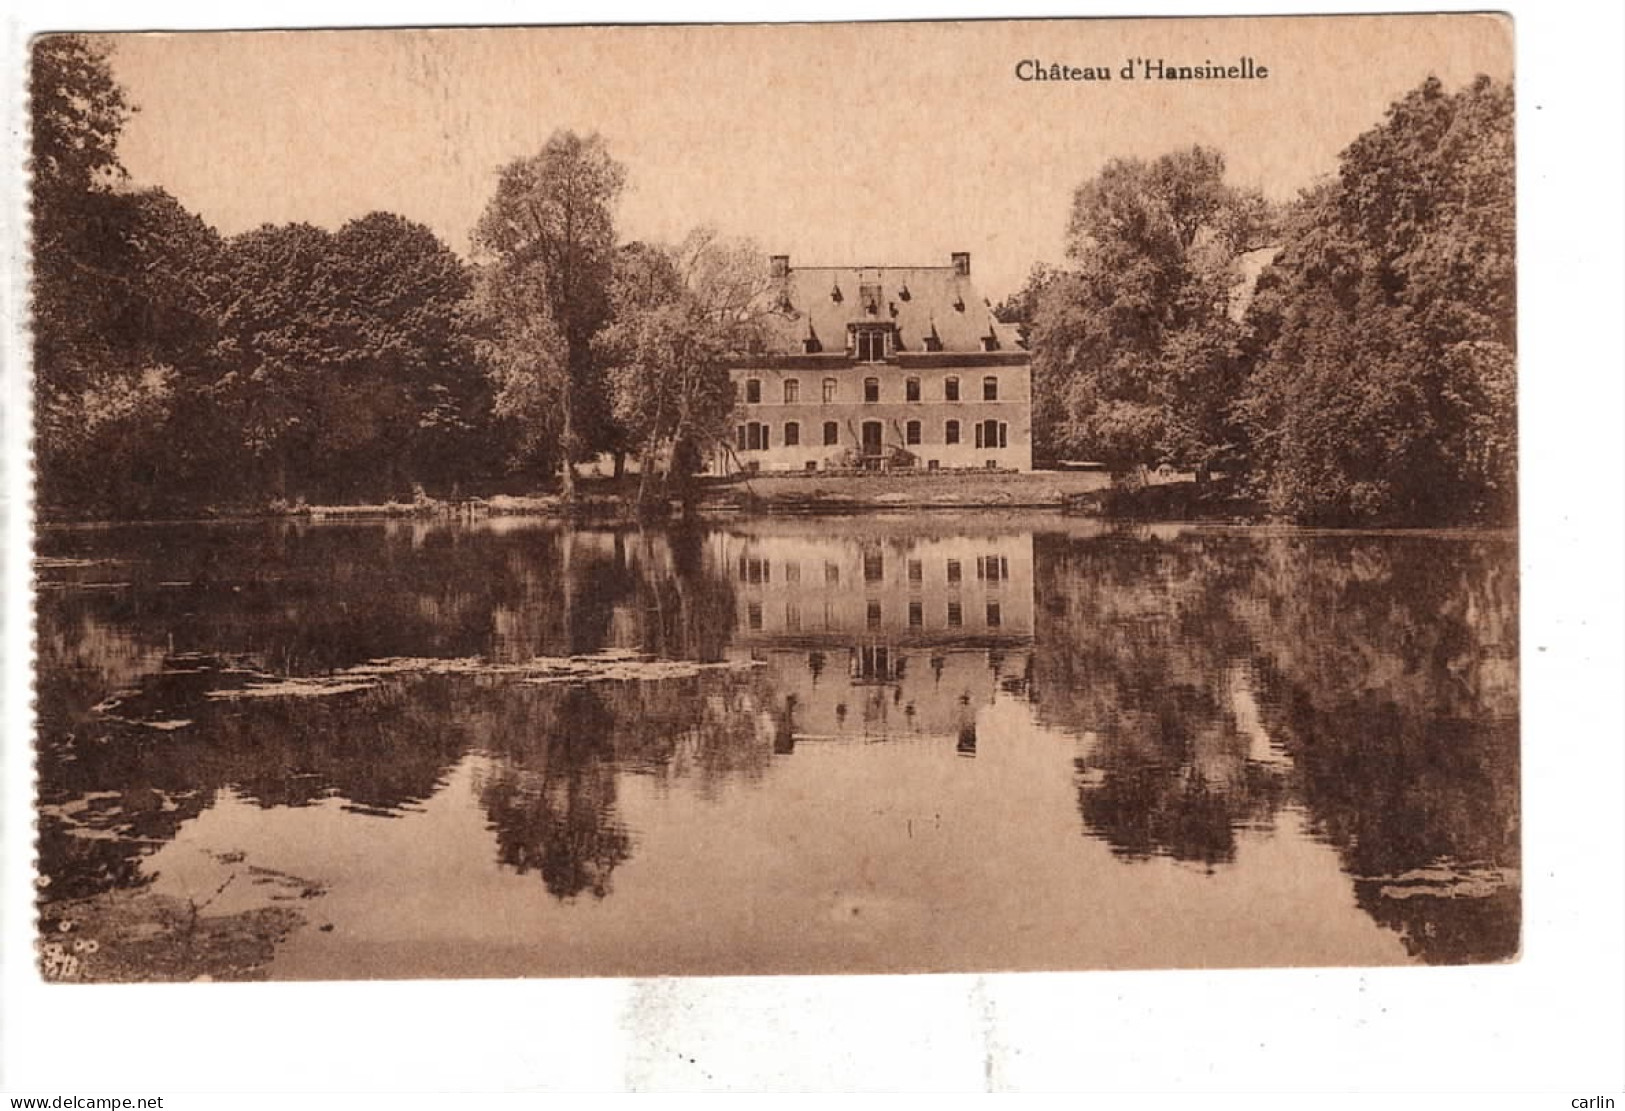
594, 229, 774, 512
209, 215, 479, 502
1240, 76, 1514, 525
31, 37, 242, 514
472, 131, 627, 499
1028, 146, 1274, 477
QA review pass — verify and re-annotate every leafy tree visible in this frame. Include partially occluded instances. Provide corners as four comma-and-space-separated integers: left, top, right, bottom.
1029, 147, 1274, 477
1240, 76, 1514, 524
594, 229, 773, 511
208, 215, 480, 502
31, 37, 237, 513
472, 131, 627, 498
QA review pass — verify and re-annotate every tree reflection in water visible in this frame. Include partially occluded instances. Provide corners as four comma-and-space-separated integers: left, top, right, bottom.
1034, 528, 1519, 961
478, 685, 632, 901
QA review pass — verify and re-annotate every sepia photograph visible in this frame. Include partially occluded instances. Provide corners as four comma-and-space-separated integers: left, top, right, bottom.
24, 14, 1522, 989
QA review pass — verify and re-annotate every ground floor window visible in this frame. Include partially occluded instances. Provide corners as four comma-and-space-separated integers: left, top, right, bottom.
784, 421, 800, 446
741, 422, 768, 451
824, 421, 839, 445
905, 420, 921, 446
973, 420, 1008, 449
945, 419, 960, 445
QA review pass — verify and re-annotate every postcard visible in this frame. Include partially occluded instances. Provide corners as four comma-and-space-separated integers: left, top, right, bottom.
24, 15, 1517, 989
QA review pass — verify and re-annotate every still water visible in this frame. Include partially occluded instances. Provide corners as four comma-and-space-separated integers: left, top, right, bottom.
35, 515, 1519, 977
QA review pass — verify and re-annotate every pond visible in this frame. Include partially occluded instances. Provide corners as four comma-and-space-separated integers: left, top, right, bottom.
33, 514, 1519, 979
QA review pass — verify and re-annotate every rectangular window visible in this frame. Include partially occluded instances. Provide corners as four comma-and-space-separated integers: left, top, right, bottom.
736, 425, 746, 451
947, 601, 963, 628
999, 422, 1009, 449
857, 330, 887, 363
864, 553, 884, 583
784, 379, 799, 403
906, 377, 921, 402
748, 602, 762, 630
746, 422, 769, 451
864, 377, 880, 403
974, 422, 983, 449
945, 377, 960, 402
908, 601, 923, 628
946, 559, 961, 584
805, 460, 819, 472
823, 421, 839, 446
982, 419, 999, 449
785, 603, 801, 632
906, 420, 921, 446
946, 420, 960, 445
784, 421, 800, 446
867, 601, 882, 630
986, 603, 1002, 627
823, 378, 837, 403
825, 561, 840, 584
907, 559, 923, 584
746, 379, 762, 403
785, 561, 801, 583
983, 376, 998, 401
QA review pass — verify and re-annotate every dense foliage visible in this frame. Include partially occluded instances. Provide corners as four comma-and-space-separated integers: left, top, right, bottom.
1025, 146, 1274, 477
1019, 76, 1514, 525
1239, 75, 1516, 524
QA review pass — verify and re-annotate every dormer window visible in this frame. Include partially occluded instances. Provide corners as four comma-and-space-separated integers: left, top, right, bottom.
854, 327, 889, 363
982, 335, 1000, 352
860, 283, 883, 316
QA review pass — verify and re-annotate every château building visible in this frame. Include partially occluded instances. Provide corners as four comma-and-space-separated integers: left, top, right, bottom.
714, 251, 1032, 473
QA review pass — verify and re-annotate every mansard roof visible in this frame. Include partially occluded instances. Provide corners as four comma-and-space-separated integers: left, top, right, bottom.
758, 253, 1025, 360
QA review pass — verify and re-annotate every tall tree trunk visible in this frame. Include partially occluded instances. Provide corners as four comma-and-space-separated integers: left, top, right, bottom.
559, 381, 576, 503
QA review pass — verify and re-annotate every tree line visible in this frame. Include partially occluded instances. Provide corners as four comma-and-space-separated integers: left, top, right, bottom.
1002, 73, 1514, 525
33, 36, 1512, 526
32, 36, 766, 519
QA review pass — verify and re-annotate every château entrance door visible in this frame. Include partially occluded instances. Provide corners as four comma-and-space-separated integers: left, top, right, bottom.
861, 421, 884, 464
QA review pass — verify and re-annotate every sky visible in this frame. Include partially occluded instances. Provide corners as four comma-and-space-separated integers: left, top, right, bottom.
106, 16, 1512, 301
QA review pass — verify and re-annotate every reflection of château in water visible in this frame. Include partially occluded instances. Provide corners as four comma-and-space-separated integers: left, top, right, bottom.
710, 529, 1035, 752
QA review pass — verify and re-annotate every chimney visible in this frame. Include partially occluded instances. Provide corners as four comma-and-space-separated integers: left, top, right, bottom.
770, 254, 790, 279
951, 251, 971, 277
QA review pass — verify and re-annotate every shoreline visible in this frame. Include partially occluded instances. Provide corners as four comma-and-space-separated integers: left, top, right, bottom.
31, 472, 1513, 531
